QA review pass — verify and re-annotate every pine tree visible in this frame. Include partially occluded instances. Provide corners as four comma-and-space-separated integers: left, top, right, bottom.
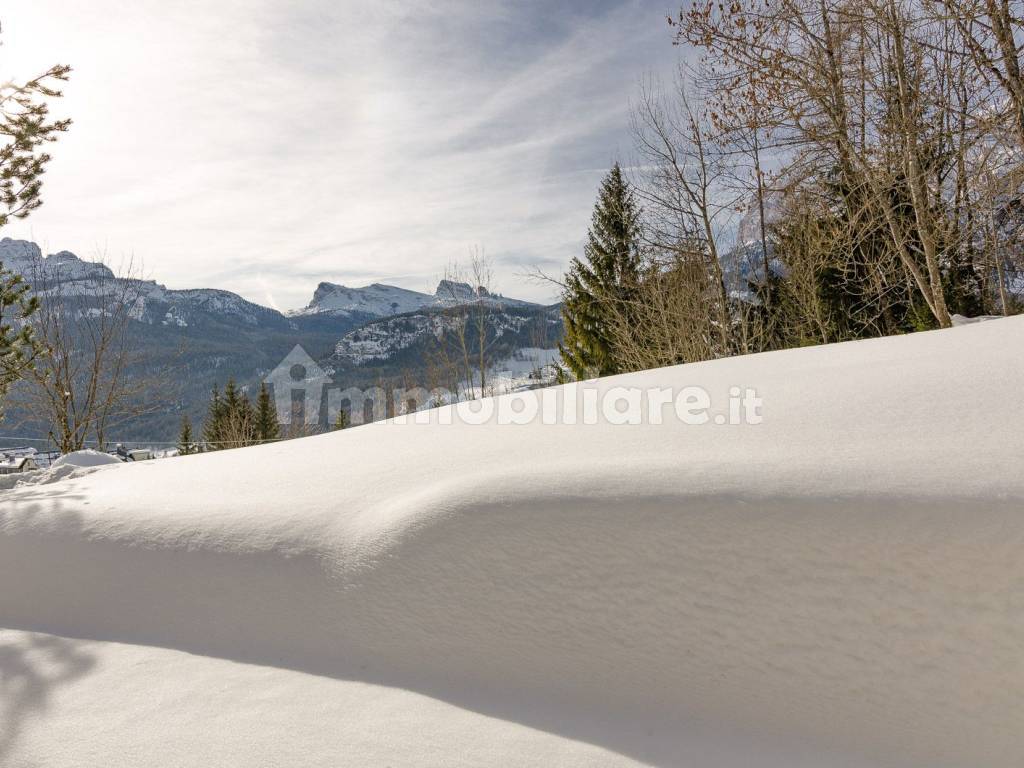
333, 408, 349, 431
0, 64, 72, 229
201, 386, 224, 449
222, 378, 241, 415
202, 379, 264, 450
255, 382, 280, 442
0, 264, 42, 413
559, 163, 643, 379
178, 416, 196, 455
0, 59, 70, 415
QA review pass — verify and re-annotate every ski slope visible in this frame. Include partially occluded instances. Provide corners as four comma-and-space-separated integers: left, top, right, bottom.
1, 317, 1022, 767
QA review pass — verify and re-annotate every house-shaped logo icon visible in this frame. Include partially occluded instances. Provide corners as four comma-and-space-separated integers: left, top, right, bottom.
264, 345, 333, 425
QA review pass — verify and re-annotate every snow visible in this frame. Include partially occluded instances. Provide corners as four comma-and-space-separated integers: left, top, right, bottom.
433, 279, 537, 309
51, 449, 124, 468
1, 317, 1023, 767
486, 346, 561, 393
950, 313, 1004, 325
295, 279, 540, 318
0, 238, 281, 327
333, 309, 552, 367
334, 311, 463, 363
0, 238, 115, 284
0, 629, 639, 767
294, 281, 436, 317
0, 463, 111, 492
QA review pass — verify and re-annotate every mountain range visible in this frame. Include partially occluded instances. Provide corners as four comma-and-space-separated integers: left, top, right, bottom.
292, 278, 539, 318
0, 238, 563, 443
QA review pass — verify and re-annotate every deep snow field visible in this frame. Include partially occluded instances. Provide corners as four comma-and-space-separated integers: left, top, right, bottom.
1, 317, 1022, 767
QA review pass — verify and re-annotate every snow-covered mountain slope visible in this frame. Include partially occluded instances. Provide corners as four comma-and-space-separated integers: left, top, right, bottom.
1, 237, 544, 332
2, 317, 1022, 767
332, 303, 560, 367
432, 278, 537, 309
1, 238, 539, 322
294, 278, 540, 318
334, 310, 462, 364
0, 237, 116, 285
293, 281, 436, 318
0, 237, 286, 327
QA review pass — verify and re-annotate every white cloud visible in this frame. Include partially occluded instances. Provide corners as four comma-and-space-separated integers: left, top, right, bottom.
1, 0, 678, 308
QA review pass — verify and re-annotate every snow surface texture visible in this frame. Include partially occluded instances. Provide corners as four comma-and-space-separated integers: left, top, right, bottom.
1, 317, 1023, 767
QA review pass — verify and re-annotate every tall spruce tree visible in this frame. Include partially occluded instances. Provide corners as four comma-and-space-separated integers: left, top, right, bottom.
202, 379, 264, 450
0, 61, 71, 228
0, 54, 71, 413
333, 408, 349, 431
201, 385, 225, 449
0, 265, 41, 413
255, 382, 280, 442
222, 378, 241, 416
177, 416, 196, 455
559, 163, 642, 378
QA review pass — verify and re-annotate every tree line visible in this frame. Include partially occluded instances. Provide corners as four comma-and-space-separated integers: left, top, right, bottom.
178, 380, 280, 454
178, 378, 353, 455
560, 0, 1024, 378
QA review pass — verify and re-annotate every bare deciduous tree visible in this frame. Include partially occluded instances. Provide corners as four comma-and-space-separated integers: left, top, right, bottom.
434, 247, 497, 398
674, 0, 1024, 328
13, 257, 163, 452
632, 76, 742, 358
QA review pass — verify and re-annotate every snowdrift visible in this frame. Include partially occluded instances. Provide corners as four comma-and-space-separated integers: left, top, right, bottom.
2, 317, 1023, 767
51, 449, 124, 468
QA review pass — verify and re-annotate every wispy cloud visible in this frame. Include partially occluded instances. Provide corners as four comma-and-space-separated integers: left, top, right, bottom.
2, 0, 679, 308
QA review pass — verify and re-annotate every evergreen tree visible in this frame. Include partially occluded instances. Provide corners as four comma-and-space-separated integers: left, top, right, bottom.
0, 60, 70, 414
178, 416, 196, 455
0, 264, 42, 413
255, 382, 280, 442
943, 249, 984, 319
202, 379, 264, 450
222, 378, 241, 415
201, 386, 224, 449
333, 408, 349, 431
0, 63, 72, 229
559, 163, 643, 378
762, 173, 923, 347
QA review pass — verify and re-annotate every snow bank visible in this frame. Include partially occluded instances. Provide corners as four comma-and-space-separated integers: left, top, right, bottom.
0, 462, 113, 492
51, 449, 124, 468
950, 312, 1004, 325
0, 449, 123, 491
2, 317, 1023, 767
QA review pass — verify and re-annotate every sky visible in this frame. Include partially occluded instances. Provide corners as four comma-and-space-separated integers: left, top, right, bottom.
1, 1, 680, 310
